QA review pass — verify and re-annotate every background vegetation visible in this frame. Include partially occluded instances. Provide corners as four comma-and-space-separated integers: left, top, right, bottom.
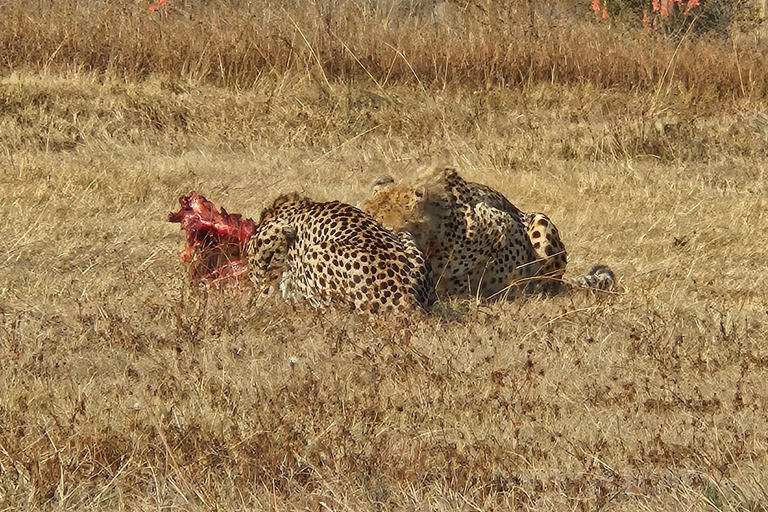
1, 0, 767, 510
1, 0, 766, 95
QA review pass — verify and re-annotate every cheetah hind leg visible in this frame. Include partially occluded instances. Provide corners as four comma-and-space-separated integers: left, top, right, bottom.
524, 213, 615, 292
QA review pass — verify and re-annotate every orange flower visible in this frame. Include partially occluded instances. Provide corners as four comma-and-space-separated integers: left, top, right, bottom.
684, 0, 700, 14
149, 0, 169, 16
592, 0, 601, 12
652, 0, 660, 13
602, 7, 610, 18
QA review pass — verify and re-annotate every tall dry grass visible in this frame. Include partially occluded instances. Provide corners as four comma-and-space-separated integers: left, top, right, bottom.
1, 0, 767, 98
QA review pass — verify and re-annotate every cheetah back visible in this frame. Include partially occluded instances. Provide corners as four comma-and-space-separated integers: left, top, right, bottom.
246, 194, 432, 313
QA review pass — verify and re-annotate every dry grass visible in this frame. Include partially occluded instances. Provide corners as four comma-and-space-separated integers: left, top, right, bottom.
2, 0, 767, 97
2, 3, 768, 511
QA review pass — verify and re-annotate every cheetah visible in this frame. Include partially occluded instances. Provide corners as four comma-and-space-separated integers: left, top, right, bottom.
361, 167, 614, 299
245, 193, 433, 313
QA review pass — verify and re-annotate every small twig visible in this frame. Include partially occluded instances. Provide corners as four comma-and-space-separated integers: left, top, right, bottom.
519, 306, 598, 343
651, 18, 696, 111
384, 42, 428, 95
334, 34, 386, 93
143, 399, 207, 508
285, 11, 332, 93
43, 38, 67, 75
732, 38, 746, 98
91, 456, 133, 505
312, 124, 382, 164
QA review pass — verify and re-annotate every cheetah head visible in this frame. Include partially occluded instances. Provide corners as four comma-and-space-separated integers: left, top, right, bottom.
361, 171, 452, 259
362, 176, 425, 230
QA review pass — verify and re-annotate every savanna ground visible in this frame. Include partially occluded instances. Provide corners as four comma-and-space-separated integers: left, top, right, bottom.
1, 0, 768, 510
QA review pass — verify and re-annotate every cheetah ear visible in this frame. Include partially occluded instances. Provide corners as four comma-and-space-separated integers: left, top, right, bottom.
372, 175, 395, 194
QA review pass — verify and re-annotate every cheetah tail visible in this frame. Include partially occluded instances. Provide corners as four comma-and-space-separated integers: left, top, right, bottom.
567, 265, 616, 291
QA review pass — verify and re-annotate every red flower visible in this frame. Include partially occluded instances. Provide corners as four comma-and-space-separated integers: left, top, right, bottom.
592, 0, 601, 12
684, 0, 700, 14
602, 7, 610, 18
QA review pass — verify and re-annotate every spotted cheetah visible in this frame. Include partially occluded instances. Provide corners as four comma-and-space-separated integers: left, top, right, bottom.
362, 167, 614, 299
245, 193, 433, 313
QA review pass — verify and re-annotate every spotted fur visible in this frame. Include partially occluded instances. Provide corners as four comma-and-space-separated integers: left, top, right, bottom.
362, 167, 613, 298
245, 193, 433, 313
